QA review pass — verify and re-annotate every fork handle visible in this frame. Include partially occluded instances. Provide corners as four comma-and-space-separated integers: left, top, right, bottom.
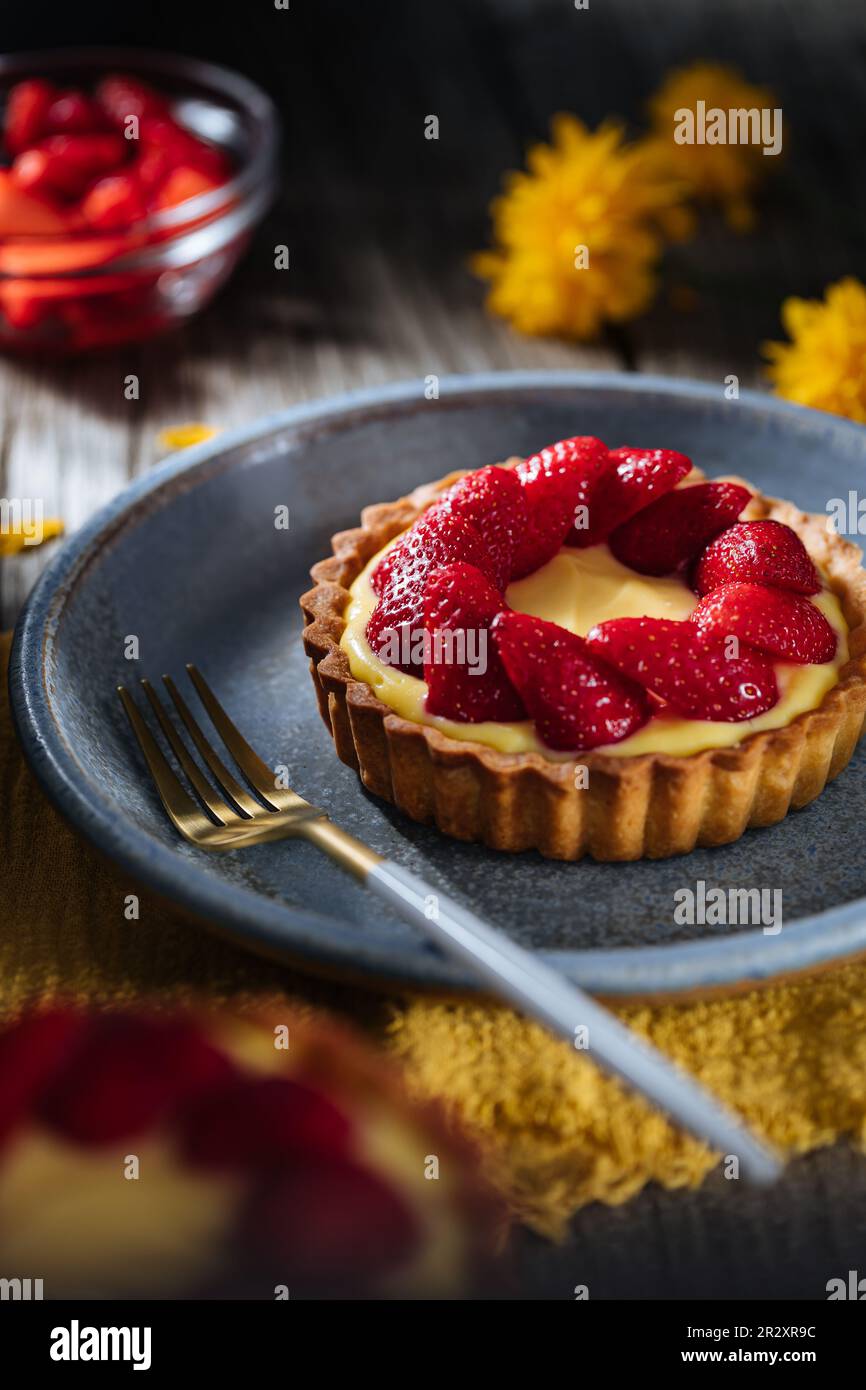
366, 860, 780, 1185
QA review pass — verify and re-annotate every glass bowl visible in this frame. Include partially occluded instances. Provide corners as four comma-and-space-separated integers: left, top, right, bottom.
0, 47, 278, 353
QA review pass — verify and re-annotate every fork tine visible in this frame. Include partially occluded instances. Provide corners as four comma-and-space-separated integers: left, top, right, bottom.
140, 679, 236, 826
161, 674, 265, 817
186, 663, 283, 809
117, 685, 214, 838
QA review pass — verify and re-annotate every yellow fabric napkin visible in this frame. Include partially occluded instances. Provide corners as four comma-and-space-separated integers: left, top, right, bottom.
3, 630, 866, 1237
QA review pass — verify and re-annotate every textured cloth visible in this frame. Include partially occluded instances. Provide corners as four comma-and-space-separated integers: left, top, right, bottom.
3, 631, 865, 1237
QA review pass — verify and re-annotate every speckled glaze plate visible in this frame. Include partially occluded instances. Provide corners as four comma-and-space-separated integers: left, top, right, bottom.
10, 372, 866, 996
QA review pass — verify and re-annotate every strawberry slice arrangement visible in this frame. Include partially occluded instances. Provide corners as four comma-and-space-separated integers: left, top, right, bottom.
363, 436, 838, 752
692, 519, 821, 596
512, 435, 608, 577
0, 73, 232, 236
423, 564, 526, 722
691, 582, 837, 664
586, 616, 779, 723
366, 509, 498, 673
608, 480, 752, 576
567, 445, 691, 548
492, 612, 650, 750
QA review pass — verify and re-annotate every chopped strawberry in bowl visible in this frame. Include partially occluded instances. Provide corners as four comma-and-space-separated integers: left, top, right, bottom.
0, 50, 278, 352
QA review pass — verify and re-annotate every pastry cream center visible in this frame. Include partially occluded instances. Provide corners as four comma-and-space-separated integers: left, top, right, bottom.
341, 539, 848, 759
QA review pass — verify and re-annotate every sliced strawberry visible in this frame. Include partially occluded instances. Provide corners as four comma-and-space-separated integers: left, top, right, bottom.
240, 1153, 419, 1290
366, 511, 496, 673
437, 465, 527, 590
369, 534, 405, 596
13, 134, 128, 199
134, 144, 174, 193
609, 482, 751, 576
369, 475, 516, 597
370, 504, 482, 596
44, 90, 110, 136
37, 1014, 234, 1145
0, 169, 69, 235
587, 616, 778, 722
692, 519, 821, 597
511, 436, 609, 579
0, 1010, 88, 1147
491, 611, 650, 751
4, 80, 55, 155
178, 1075, 353, 1170
423, 563, 525, 722
80, 173, 147, 230
154, 164, 222, 209
10, 149, 58, 200
96, 74, 169, 125
568, 446, 692, 547
691, 582, 837, 665
139, 114, 232, 183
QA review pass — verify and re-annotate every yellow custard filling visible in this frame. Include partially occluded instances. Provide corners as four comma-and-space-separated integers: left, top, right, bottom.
341, 540, 848, 759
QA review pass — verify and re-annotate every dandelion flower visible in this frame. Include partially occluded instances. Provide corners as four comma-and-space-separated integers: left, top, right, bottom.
0, 516, 63, 556
158, 423, 220, 452
647, 62, 779, 231
763, 278, 866, 423
473, 115, 689, 341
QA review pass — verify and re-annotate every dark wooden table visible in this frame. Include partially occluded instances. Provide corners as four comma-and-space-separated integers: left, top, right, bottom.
3, 0, 866, 1297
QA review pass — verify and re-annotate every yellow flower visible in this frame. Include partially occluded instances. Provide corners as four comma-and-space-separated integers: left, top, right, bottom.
763, 278, 866, 423
647, 62, 779, 230
473, 115, 689, 341
157, 423, 219, 452
0, 516, 64, 556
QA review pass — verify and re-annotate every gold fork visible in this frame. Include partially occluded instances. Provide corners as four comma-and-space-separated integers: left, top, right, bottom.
118, 664, 780, 1183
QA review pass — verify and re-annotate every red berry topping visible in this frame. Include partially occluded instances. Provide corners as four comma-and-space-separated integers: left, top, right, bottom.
0, 1010, 88, 1147
154, 165, 222, 209
140, 114, 231, 183
240, 1154, 419, 1289
369, 537, 403, 596
96, 74, 168, 125
366, 511, 496, 673
693, 519, 821, 597
491, 611, 650, 751
80, 173, 146, 230
691, 582, 837, 665
587, 616, 779, 722
437, 465, 527, 590
423, 563, 525, 722
9, 148, 58, 199
511, 436, 609, 579
13, 134, 128, 199
609, 482, 751, 576
178, 1075, 353, 1170
134, 143, 174, 193
36, 1015, 235, 1145
4, 79, 55, 155
44, 90, 109, 136
0, 169, 68, 235
568, 445, 692, 548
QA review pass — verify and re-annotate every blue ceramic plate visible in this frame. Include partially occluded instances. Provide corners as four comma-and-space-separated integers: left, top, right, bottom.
10, 372, 866, 996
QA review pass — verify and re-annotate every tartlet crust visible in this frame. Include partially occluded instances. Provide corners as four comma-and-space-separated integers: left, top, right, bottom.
300, 466, 866, 861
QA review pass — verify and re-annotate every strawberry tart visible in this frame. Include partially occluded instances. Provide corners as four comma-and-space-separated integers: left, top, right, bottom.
301, 437, 866, 861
